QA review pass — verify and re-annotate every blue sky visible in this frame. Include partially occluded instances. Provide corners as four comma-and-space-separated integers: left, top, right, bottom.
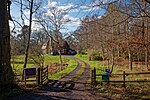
10, 0, 107, 34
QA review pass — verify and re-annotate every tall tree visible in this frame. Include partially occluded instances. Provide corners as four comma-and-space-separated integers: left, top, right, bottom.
23, 0, 34, 69
0, 0, 14, 90
35, 2, 72, 70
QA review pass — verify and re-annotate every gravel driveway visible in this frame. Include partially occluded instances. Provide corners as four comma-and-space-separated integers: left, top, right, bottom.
7, 56, 108, 100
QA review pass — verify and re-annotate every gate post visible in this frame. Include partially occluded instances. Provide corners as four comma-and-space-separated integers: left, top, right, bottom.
37, 68, 41, 85
93, 67, 96, 86
123, 71, 126, 88
91, 69, 94, 86
47, 65, 48, 81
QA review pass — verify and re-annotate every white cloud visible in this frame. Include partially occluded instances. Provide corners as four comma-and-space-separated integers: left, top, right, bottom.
48, 1, 57, 7
47, 1, 73, 11
64, 15, 77, 21
95, 0, 116, 5
63, 15, 80, 27
78, 0, 114, 12
24, 18, 40, 30
70, 8, 80, 13
45, 10, 53, 16
66, 21, 80, 27
78, 3, 101, 13
9, 21, 15, 31
24, 10, 30, 16
45, 1, 74, 17
58, 4, 74, 10
45, 1, 81, 33
98, 15, 102, 19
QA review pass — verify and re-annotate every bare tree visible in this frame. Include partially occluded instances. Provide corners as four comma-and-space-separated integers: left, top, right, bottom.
35, 3, 72, 71
0, 0, 14, 91
23, 0, 34, 70
74, 0, 150, 72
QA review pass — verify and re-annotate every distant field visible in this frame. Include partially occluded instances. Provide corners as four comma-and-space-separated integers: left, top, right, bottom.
11, 55, 34, 75
75, 54, 150, 81
11, 54, 69, 75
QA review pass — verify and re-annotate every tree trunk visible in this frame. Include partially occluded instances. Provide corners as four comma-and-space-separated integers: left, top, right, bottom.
23, 0, 33, 69
0, 0, 14, 90
46, 40, 50, 54
59, 49, 63, 71
111, 48, 115, 73
145, 47, 148, 70
117, 45, 120, 57
137, 52, 140, 68
128, 48, 132, 71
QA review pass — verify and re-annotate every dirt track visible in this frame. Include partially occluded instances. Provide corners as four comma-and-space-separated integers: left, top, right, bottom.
7, 56, 108, 100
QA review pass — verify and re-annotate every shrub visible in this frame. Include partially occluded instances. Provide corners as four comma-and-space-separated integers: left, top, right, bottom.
89, 51, 103, 61
79, 50, 88, 55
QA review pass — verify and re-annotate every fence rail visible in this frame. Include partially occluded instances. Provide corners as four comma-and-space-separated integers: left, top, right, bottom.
91, 67, 150, 88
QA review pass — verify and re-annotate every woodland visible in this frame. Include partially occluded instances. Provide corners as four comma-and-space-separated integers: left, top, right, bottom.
1, 0, 150, 99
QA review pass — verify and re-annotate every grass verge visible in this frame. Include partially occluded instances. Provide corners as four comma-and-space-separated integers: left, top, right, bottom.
48, 59, 78, 80
71, 61, 85, 81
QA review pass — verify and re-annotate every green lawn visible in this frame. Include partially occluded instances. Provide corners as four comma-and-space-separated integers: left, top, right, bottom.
11, 55, 34, 75
48, 56, 86, 81
48, 59, 78, 80
11, 54, 78, 81
75, 54, 150, 81
75, 54, 107, 73
11, 54, 69, 75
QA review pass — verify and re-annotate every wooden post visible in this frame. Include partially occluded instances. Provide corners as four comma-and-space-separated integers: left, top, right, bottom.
24, 69, 26, 85
93, 67, 96, 86
37, 68, 41, 85
47, 65, 48, 81
123, 71, 126, 88
91, 70, 94, 86
24, 77, 26, 85
41, 67, 43, 84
